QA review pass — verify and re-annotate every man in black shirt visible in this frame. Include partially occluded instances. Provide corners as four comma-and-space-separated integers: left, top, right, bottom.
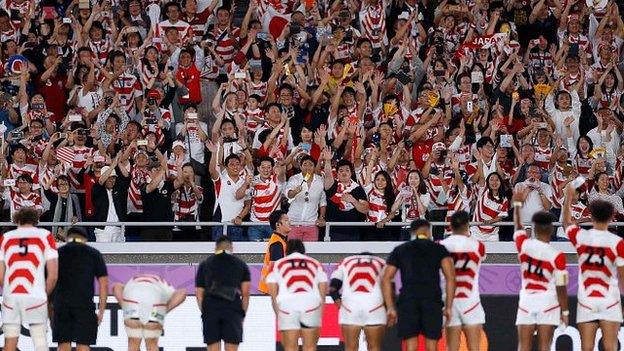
382, 219, 456, 351
140, 161, 175, 241
196, 236, 251, 351
52, 226, 108, 351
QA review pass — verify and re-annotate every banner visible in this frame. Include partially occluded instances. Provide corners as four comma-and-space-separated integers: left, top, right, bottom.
1, 296, 624, 350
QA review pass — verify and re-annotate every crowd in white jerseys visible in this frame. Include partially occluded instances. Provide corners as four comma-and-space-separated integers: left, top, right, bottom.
0, 0, 624, 241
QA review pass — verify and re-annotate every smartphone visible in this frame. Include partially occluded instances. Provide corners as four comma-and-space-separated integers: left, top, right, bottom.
471, 71, 484, 84
300, 143, 311, 153
93, 155, 106, 163
256, 32, 269, 41
396, 71, 412, 85
9, 9, 20, 21
571, 175, 586, 189
531, 39, 541, 47
152, 37, 162, 43
466, 100, 473, 111
145, 118, 157, 125
79, 0, 90, 9
137, 140, 148, 146
68, 114, 82, 122
234, 71, 246, 79
58, 132, 67, 139
500, 134, 513, 148
537, 122, 547, 129
434, 70, 445, 77
187, 112, 198, 120
62, 17, 72, 24
569, 43, 580, 57
10, 131, 24, 139
3, 179, 15, 187
43, 6, 56, 20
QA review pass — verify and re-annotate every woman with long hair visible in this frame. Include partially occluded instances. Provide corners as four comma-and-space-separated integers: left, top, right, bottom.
364, 170, 399, 241
471, 172, 510, 241
397, 169, 431, 240
568, 135, 594, 177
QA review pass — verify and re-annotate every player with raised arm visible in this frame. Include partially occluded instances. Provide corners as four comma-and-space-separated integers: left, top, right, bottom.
562, 185, 624, 351
329, 252, 386, 351
113, 275, 187, 351
266, 239, 328, 351
512, 188, 569, 351
440, 211, 486, 351
0, 208, 58, 351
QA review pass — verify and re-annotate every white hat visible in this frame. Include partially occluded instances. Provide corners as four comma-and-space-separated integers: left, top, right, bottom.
100, 166, 117, 178
172, 140, 187, 150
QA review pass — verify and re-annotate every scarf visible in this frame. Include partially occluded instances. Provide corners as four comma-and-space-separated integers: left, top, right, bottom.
330, 181, 359, 210
52, 192, 75, 240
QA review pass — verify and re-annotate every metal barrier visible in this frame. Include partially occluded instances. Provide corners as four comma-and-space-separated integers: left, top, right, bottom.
3, 220, 616, 242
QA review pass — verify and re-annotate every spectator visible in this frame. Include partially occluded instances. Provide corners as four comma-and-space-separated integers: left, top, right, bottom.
514, 164, 553, 225
172, 163, 204, 241
42, 175, 82, 240
248, 156, 285, 241
285, 155, 326, 241
322, 149, 369, 241
92, 160, 130, 242
141, 153, 175, 241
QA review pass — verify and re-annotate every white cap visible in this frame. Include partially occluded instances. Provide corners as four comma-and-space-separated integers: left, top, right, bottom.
172, 140, 187, 150
100, 166, 117, 178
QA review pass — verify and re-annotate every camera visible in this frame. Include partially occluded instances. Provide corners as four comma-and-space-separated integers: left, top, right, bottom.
145, 118, 157, 125
147, 97, 157, 105
104, 96, 114, 106
256, 32, 269, 41
75, 129, 87, 136
10, 131, 24, 139
290, 23, 301, 35
31, 102, 45, 110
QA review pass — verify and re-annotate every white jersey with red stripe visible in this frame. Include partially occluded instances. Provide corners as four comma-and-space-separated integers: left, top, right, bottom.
266, 252, 328, 312
441, 235, 486, 302
250, 174, 282, 223
0, 227, 58, 299
366, 186, 388, 223
8, 162, 39, 184
514, 230, 566, 298
122, 274, 175, 324
111, 72, 143, 114
471, 187, 509, 241
533, 146, 552, 170
330, 255, 385, 308
566, 225, 624, 306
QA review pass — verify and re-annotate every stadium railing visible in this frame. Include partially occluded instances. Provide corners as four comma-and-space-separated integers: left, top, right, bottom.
0, 220, 605, 254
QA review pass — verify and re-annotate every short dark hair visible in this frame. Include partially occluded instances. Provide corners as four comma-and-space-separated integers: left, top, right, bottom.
476, 136, 494, 149
269, 210, 287, 230
409, 218, 430, 233
286, 239, 306, 255
67, 226, 88, 238
258, 156, 275, 167
224, 154, 241, 166
215, 235, 232, 248
531, 211, 554, 236
450, 211, 470, 231
13, 208, 39, 226
589, 200, 614, 223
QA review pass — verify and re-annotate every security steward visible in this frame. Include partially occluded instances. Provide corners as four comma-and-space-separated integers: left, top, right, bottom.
196, 236, 251, 351
52, 226, 108, 351
382, 219, 456, 351
258, 210, 291, 294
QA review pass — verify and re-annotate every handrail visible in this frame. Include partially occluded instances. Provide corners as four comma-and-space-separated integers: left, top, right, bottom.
2, 220, 613, 242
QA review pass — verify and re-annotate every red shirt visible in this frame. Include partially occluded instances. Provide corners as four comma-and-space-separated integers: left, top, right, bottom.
176, 64, 202, 105
36, 75, 68, 122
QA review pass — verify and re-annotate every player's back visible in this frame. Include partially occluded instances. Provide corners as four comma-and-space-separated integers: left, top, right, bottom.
267, 252, 328, 309
514, 230, 566, 297
331, 254, 385, 305
566, 225, 624, 302
124, 274, 175, 304
440, 234, 485, 300
0, 227, 57, 299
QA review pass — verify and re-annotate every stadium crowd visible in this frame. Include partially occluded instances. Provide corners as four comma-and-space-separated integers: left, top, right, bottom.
0, 0, 623, 242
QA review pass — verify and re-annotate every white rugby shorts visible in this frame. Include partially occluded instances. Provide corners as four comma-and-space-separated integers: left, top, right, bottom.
2, 295, 48, 326
338, 301, 386, 326
576, 297, 623, 324
277, 303, 323, 331
448, 298, 485, 327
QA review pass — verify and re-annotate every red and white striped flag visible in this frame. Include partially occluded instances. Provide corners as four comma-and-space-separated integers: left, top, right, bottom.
55, 146, 75, 165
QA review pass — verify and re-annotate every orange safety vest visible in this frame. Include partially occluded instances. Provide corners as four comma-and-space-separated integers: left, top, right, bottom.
258, 232, 287, 294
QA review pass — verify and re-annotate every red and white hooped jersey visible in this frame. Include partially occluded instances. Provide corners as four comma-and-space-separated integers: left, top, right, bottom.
550, 165, 567, 209
250, 174, 282, 223
330, 255, 385, 306
8, 162, 39, 184
441, 235, 486, 300
7, 189, 43, 215
533, 146, 552, 170
514, 230, 566, 297
471, 187, 509, 239
366, 186, 388, 223
266, 253, 328, 310
566, 225, 624, 300
0, 227, 57, 299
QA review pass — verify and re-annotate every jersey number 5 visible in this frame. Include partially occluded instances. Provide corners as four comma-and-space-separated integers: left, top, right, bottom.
18, 238, 28, 257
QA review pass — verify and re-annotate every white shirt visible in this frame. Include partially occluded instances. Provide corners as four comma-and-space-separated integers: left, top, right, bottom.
214, 170, 247, 222
545, 90, 581, 143
175, 122, 208, 163
285, 173, 327, 223
106, 189, 119, 222
514, 180, 553, 224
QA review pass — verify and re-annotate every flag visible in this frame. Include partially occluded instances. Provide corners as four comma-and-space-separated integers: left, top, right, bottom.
55, 146, 75, 165
262, 6, 291, 39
